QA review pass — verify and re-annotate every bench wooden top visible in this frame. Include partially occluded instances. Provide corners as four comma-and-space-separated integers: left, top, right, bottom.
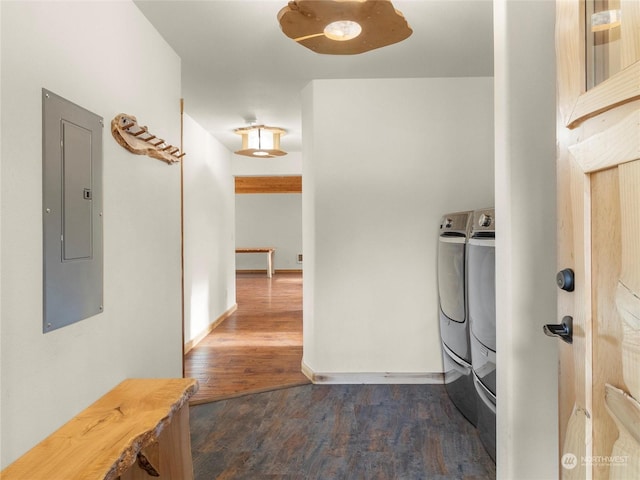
235, 247, 275, 253
1, 378, 198, 480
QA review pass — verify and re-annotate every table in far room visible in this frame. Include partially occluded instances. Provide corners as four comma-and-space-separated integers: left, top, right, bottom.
235, 247, 276, 278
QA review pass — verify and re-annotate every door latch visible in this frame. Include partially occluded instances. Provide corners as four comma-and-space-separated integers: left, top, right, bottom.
543, 316, 573, 344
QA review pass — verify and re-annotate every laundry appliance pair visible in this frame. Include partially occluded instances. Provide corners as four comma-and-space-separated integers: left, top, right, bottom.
437, 208, 496, 461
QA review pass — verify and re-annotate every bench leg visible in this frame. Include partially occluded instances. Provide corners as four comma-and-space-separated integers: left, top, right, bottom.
158, 404, 194, 479
118, 404, 193, 479
267, 251, 273, 278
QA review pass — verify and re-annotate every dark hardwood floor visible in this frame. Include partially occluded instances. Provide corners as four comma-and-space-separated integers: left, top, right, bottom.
185, 272, 310, 405
190, 384, 496, 479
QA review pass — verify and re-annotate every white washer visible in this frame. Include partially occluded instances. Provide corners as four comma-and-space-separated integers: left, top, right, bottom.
468, 208, 496, 462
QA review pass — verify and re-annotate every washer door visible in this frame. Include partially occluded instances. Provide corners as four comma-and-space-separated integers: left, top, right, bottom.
467, 240, 496, 351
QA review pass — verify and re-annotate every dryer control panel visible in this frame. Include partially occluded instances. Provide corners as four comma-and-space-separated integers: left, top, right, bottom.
439, 211, 472, 237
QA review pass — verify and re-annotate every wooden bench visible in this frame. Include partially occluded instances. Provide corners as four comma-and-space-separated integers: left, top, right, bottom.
235, 247, 276, 278
1, 378, 199, 480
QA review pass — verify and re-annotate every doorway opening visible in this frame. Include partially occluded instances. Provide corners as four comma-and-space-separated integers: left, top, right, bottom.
185, 175, 305, 404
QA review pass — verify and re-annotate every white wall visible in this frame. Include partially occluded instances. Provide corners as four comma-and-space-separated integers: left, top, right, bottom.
494, 0, 558, 478
235, 194, 302, 271
232, 151, 302, 176
183, 113, 236, 344
0, 1, 183, 466
302, 77, 495, 376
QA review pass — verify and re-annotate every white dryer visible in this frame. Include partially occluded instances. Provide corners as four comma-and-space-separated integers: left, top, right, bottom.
437, 211, 477, 426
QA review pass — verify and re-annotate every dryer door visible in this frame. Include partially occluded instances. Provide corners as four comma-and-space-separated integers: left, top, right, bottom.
437, 237, 466, 323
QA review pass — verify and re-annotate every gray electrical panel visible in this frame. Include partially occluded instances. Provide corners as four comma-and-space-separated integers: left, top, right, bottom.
42, 89, 103, 332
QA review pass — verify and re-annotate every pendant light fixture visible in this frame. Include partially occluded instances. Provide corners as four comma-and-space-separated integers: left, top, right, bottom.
277, 0, 412, 55
234, 124, 287, 158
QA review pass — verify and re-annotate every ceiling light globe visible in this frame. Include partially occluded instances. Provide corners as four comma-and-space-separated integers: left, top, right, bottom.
253, 151, 270, 157
323, 20, 362, 41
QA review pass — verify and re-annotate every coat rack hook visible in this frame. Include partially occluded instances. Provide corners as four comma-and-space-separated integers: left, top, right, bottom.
111, 113, 184, 165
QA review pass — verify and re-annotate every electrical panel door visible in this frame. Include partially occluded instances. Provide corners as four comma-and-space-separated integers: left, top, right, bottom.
42, 89, 103, 332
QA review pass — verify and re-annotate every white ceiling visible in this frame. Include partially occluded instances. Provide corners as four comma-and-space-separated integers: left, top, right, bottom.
134, 0, 494, 154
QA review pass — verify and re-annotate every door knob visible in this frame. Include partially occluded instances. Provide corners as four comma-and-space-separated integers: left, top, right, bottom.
556, 268, 575, 292
543, 316, 573, 344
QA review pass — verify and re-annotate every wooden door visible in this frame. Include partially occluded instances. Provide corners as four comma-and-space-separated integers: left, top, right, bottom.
556, 0, 640, 478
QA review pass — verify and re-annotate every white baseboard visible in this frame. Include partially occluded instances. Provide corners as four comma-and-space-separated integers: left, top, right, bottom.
235, 269, 303, 274
301, 361, 444, 385
184, 303, 238, 355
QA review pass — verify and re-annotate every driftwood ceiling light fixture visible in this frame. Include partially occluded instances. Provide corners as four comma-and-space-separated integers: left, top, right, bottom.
277, 0, 412, 55
234, 125, 287, 158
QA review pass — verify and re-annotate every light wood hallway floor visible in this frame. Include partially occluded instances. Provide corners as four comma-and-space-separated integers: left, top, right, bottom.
185, 271, 310, 405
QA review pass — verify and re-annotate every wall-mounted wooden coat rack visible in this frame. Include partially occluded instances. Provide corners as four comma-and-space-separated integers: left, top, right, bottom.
111, 113, 185, 165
